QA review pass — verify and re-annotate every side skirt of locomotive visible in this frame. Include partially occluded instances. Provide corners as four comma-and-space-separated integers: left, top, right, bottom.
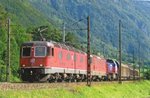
20, 67, 107, 82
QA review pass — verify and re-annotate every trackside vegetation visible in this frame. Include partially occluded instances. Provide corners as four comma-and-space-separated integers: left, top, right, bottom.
0, 81, 150, 98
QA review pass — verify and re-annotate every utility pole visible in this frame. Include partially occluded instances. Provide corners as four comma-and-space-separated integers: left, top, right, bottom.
6, 18, 10, 82
63, 22, 66, 43
132, 50, 135, 81
87, 16, 91, 86
118, 20, 122, 84
102, 44, 105, 58
138, 42, 141, 80
142, 60, 144, 80
141, 59, 144, 80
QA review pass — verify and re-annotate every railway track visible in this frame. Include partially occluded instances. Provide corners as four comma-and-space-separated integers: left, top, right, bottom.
0, 81, 135, 90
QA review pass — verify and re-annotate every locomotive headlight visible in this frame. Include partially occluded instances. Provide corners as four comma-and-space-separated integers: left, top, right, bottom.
22, 64, 25, 67
40, 64, 43, 67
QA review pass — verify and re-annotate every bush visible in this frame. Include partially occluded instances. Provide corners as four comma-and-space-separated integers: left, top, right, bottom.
144, 70, 150, 80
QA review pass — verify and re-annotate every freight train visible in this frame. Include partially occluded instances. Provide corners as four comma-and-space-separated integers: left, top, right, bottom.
20, 41, 139, 82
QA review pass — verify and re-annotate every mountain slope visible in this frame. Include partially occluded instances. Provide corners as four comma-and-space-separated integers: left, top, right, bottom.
28, 0, 150, 62
0, 0, 55, 27
0, 0, 150, 62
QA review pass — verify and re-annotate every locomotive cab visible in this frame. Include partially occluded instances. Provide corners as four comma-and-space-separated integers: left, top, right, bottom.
113, 61, 119, 80
20, 41, 54, 82
106, 59, 118, 80
20, 42, 54, 67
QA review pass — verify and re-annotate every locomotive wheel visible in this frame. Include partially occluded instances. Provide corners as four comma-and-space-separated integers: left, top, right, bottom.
48, 75, 55, 83
28, 78, 34, 83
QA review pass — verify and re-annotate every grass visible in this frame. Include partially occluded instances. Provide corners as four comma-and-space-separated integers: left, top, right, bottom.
0, 81, 150, 98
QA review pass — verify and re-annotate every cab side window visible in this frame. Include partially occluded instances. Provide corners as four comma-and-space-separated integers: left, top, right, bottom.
52, 48, 54, 56
47, 47, 54, 56
47, 47, 50, 56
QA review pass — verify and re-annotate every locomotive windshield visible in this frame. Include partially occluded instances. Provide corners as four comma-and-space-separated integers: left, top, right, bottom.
22, 47, 31, 57
35, 46, 46, 57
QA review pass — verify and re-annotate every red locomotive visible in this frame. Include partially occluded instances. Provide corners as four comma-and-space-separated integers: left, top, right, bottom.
20, 41, 107, 82
20, 41, 139, 82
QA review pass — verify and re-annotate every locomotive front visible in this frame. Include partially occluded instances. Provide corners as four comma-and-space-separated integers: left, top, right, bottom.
20, 41, 54, 82
106, 59, 119, 80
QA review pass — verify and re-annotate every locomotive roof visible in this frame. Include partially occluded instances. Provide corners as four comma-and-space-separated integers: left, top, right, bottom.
52, 41, 86, 54
22, 41, 86, 54
121, 64, 129, 68
92, 55, 105, 60
21, 41, 54, 47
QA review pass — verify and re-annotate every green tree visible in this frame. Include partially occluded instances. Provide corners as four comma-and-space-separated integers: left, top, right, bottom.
65, 32, 80, 49
143, 67, 150, 80
31, 26, 62, 42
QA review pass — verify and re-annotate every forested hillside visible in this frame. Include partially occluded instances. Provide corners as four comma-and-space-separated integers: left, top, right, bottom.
29, 0, 150, 62
0, 0, 150, 81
